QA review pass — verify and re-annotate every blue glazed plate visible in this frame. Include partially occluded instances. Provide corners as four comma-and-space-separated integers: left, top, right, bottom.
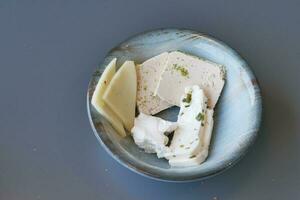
87, 29, 262, 182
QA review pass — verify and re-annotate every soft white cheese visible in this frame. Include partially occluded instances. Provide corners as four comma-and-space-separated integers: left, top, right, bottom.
164, 85, 207, 160
168, 109, 214, 167
156, 51, 225, 109
131, 113, 177, 157
136, 52, 172, 115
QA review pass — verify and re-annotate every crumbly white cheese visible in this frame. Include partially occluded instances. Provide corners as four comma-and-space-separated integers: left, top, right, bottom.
136, 52, 172, 115
156, 51, 225, 109
164, 85, 207, 160
168, 109, 214, 167
131, 113, 177, 157
132, 86, 215, 166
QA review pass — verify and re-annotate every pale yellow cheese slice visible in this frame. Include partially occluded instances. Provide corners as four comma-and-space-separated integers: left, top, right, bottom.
103, 61, 137, 131
91, 58, 126, 137
136, 52, 172, 115
156, 51, 225, 109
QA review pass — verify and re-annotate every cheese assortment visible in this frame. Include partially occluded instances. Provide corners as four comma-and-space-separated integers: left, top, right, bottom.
91, 51, 225, 167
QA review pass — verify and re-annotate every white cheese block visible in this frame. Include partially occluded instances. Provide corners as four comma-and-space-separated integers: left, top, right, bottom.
136, 52, 172, 115
168, 109, 214, 167
156, 51, 225, 109
164, 85, 207, 160
91, 58, 126, 137
131, 113, 177, 158
103, 61, 137, 131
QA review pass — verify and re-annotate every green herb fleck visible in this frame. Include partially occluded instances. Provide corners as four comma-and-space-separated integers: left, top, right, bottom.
185, 147, 190, 150
172, 155, 176, 158
173, 64, 189, 77
185, 105, 190, 108
190, 155, 196, 158
143, 86, 147, 91
201, 122, 205, 127
180, 144, 184, 148
182, 92, 192, 103
196, 112, 205, 121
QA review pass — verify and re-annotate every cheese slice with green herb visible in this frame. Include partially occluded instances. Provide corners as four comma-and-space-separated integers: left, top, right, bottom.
164, 85, 207, 160
156, 51, 225, 109
136, 52, 172, 115
91, 58, 126, 137
168, 109, 214, 167
103, 61, 137, 131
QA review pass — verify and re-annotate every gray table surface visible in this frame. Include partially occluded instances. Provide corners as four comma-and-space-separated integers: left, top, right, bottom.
1, 1, 300, 199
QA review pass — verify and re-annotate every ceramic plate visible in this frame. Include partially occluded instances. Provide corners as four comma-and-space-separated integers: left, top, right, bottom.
87, 29, 262, 182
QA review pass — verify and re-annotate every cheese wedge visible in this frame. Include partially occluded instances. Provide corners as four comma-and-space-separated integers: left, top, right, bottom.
164, 85, 207, 160
103, 61, 137, 131
136, 52, 172, 115
91, 58, 126, 137
168, 109, 214, 167
156, 51, 225, 109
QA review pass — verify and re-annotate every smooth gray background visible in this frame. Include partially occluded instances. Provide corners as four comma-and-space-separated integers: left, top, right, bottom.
0, 0, 299, 199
